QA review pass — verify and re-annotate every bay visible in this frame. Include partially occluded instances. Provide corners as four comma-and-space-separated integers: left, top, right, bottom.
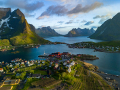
0, 36, 120, 75
45, 36, 103, 44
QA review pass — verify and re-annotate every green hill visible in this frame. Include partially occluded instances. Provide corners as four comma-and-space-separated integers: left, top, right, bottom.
0, 8, 50, 45
89, 12, 120, 41
0, 39, 11, 46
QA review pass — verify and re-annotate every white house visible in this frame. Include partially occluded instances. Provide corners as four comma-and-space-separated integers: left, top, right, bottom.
68, 67, 71, 73
15, 63, 20, 66
38, 60, 40, 64
70, 61, 75, 66
0, 68, 3, 72
21, 62, 24, 65
26, 61, 30, 65
55, 63, 59, 69
66, 65, 71, 68
9, 64, 13, 68
63, 62, 67, 65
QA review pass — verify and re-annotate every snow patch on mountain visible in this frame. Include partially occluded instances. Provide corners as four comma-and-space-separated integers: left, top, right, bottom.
0, 15, 11, 28
10, 27, 14, 29
13, 17, 17, 18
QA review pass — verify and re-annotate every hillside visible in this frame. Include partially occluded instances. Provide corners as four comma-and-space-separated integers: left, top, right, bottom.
35, 26, 61, 38
0, 39, 11, 46
65, 28, 95, 37
0, 8, 49, 45
89, 12, 120, 41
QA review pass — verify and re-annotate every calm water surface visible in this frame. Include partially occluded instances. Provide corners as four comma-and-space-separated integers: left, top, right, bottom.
45, 36, 104, 44
0, 36, 120, 75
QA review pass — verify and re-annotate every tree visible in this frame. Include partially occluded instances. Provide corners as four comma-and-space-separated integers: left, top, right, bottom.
29, 70, 34, 74
3, 67, 6, 71
20, 72, 26, 80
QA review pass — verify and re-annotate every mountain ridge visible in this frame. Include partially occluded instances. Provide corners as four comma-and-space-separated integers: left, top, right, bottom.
0, 8, 50, 45
65, 28, 95, 37
89, 12, 120, 41
35, 26, 61, 38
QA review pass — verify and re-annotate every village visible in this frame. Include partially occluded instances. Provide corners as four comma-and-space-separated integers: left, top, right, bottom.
67, 42, 120, 53
0, 52, 119, 90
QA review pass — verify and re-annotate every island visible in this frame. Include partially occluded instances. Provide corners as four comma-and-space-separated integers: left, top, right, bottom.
67, 41, 120, 53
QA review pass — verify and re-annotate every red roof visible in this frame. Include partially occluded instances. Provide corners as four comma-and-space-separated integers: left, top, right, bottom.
0, 68, 3, 70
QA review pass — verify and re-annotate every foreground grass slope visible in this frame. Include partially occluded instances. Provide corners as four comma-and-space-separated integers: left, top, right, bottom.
0, 39, 11, 46
10, 18, 50, 46
20, 59, 113, 90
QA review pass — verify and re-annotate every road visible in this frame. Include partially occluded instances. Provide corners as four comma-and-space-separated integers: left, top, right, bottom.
97, 72, 120, 89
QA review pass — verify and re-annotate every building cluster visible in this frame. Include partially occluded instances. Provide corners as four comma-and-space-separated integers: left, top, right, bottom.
67, 42, 120, 52
49, 52, 70, 58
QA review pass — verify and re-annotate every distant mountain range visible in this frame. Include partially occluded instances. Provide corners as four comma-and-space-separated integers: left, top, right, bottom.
35, 26, 61, 38
65, 28, 95, 37
89, 13, 120, 41
0, 8, 49, 45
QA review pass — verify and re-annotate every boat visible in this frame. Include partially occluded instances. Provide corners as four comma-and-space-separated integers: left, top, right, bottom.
36, 46, 38, 48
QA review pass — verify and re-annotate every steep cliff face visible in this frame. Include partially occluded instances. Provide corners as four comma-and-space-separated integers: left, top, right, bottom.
65, 28, 95, 37
89, 13, 120, 41
0, 8, 49, 45
0, 8, 11, 19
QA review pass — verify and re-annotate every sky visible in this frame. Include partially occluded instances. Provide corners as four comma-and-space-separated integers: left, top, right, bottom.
0, 0, 120, 35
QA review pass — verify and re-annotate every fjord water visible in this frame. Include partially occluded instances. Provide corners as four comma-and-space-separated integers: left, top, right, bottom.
0, 36, 120, 75
45, 36, 103, 44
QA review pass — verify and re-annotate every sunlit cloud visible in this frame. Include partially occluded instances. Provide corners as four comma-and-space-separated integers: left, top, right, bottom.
37, 2, 103, 19
85, 21, 94, 25
93, 14, 112, 24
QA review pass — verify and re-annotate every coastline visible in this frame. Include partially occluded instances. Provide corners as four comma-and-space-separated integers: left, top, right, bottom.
83, 61, 120, 89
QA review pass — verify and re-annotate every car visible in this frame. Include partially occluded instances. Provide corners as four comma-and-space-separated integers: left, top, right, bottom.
106, 77, 110, 80
105, 73, 107, 75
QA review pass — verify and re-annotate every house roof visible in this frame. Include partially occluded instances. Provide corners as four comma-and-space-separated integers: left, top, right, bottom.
0, 68, 3, 70
29, 74, 41, 77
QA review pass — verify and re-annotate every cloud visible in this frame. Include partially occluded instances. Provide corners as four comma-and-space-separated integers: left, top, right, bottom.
37, 2, 103, 19
47, 0, 79, 4
3, 0, 44, 12
91, 26, 98, 29
93, 15, 101, 19
93, 14, 112, 24
37, 5, 68, 19
65, 20, 74, 24
68, 2, 103, 15
81, 20, 87, 23
37, 15, 50, 20
99, 18, 108, 24
24, 13, 35, 17
52, 26, 67, 29
85, 21, 94, 25
38, 25, 47, 28
57, 21, 64, 24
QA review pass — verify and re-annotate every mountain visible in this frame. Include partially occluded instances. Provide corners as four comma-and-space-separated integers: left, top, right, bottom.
0, 8, 49, 45
89, 13, 120, 41
65, 28, 95, 37
35, 26, 61, 38
0, 8, 11, 19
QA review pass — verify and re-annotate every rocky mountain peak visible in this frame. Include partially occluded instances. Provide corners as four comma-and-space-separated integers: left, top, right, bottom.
12, 8, 25, 17
0, 8, 11, 19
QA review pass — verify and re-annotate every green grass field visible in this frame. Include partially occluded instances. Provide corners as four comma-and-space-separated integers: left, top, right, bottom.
34, 69, 47, 75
